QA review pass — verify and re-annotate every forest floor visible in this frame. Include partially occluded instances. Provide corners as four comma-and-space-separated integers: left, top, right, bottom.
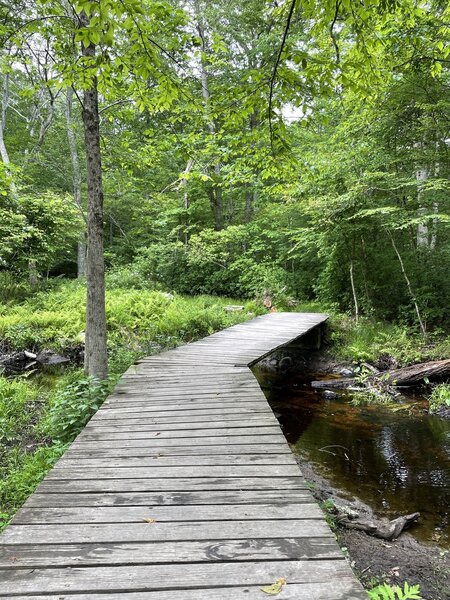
299, 459, 450, 600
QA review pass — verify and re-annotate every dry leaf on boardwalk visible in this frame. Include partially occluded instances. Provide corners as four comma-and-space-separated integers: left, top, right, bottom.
143, 518, 157, 523
260, 578, 286, 595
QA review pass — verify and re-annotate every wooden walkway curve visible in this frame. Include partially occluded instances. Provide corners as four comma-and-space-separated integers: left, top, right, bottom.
0, 312, 367, 599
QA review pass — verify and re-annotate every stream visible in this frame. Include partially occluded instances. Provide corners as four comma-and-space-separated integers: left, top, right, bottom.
257, 370, 450, 549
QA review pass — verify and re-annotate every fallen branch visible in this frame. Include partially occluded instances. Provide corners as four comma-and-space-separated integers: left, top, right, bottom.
338, 512, 420, 541
378, 359, 450, 386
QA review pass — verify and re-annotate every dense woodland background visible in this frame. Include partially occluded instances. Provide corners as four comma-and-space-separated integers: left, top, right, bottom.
1, 0, 449, 332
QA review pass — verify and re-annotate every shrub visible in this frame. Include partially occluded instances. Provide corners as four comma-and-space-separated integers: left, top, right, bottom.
106, 265, 155, 290
43, 375, 113, 444
368, 582, 421, 600
428, 383, 450, 412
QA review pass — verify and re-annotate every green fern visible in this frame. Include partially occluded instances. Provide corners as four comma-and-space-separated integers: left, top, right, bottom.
368, 582, 421, 600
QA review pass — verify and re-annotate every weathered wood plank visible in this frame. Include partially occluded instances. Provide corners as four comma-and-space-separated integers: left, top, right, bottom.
2, 519, 332, 544
87, 414, 277, 427
93, 407, 271, 419
100, 394, 266, 404
67, 435, 287, 449
60, 444, 293, 457
77, 426, 281, 441
55, 454, 297, 468
0, 560, 359, 595
46, 464, 301, 480
0, 312, 368, 600
95, 403, 270, 416
37, 476, 306, 493
12, 503, 323, 525
23, 489, 313, 508
0, 580, 367, 600
0, 537, 342, 568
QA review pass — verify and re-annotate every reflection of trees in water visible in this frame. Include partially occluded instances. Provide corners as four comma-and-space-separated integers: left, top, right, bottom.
276, 386, 450, 544
377, 419, 449, 491
269, 390, 319, 444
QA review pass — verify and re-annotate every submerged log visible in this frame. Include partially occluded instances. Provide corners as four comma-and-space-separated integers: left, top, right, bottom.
379, 359, 450, 386
311, 378, 356, 389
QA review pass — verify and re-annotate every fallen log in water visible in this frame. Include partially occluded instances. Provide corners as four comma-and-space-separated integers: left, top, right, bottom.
378, 359, 450, 386
312, 359, 450, 392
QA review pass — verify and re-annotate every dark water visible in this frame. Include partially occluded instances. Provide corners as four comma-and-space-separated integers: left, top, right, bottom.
259, 372, 450, 548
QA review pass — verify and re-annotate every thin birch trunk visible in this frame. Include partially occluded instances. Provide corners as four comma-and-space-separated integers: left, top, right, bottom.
65, 88, 86, 277
0, 73, 10, 164
388, 231, 426, 336
360, 236, 371, 308
416, 165, 430, 248
28, 259, 38, 289
0, 73, 17, 197
349, 261, 359, 323
180, 158, 194, 247
193, 0, 223, 230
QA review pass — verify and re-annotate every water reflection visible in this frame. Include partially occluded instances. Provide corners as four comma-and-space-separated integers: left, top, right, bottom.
261, 373, 450, 548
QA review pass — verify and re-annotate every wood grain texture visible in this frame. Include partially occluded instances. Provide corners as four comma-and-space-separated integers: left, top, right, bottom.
0, 312, 366, 599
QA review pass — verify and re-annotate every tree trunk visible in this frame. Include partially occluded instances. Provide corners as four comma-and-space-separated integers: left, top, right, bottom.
28, 259, 39, 289
0, 73, 10, 164
388, 231, 426, 336
0, 72, 17, 197
193, 0, 223, 230
244, 190, 255, 223
244, 111, 258, 224
226, 187, 233, 225
430, 201, 439, 250
80, 14, 107, 380
65, 88, 86, 277
180, 158, 194, 247
416, 165, 430, 248
349, 261, 359, 323
208, 181, 224, 230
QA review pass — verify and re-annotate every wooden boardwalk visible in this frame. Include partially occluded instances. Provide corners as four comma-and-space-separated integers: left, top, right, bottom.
0, 312, 367, 599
